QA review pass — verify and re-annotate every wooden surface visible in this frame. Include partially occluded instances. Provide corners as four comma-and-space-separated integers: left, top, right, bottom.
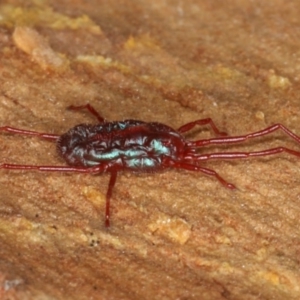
0, 0, 300, 299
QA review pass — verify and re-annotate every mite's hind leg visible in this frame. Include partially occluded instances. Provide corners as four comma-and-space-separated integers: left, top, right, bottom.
0, 163, 110, 173
177, 118, 227, 136
68, 104, 105, 123
0, 163, 115, 226
0, 126, 59, 141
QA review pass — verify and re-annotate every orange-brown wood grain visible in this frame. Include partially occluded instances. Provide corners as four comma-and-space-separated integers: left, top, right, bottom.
0, 1, 300, 299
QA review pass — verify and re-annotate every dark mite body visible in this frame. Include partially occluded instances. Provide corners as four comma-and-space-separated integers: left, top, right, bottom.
58, 120, 185, 171
1, 103, 300, 227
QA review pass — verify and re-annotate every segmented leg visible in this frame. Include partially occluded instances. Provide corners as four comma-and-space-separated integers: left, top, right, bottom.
177, 118, 227, 136
0, 126, 59, 141
105, 171, 118, 227
0, 163, 118, 227
185, 147, 300, 161
163, 159, 236, 189
0, 163, 109, 173
68, 104, 105, 123
188, 124, 300, 147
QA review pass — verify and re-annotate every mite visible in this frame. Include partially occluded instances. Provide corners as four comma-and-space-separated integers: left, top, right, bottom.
1, 104, 300, 226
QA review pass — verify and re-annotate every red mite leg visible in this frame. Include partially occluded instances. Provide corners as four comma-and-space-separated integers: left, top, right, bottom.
68, 104, 105, 123
188, 124, 300, 147
186, 147, 300, 161
164, 159, 236, 189
0, 163, 116, 226
105, 172, 118, 227
68, 104, 117, 226
0, 163, 109, 173
0, 126, 59, 141
177, 118, 227, 136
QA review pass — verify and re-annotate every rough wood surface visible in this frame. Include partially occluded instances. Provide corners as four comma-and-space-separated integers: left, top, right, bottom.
0, 1, 300, 299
